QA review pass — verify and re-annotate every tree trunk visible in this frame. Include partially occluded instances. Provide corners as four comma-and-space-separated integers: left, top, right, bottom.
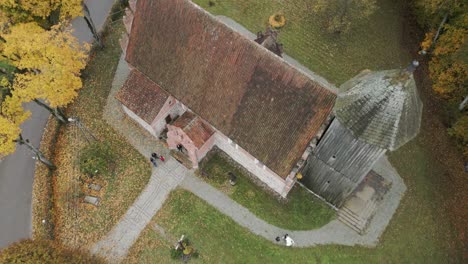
432, 13, 449, 49
33, 99, 69, 124
459, 95, 468, 111
15, 134, 56, 170
82, 3, 103, 48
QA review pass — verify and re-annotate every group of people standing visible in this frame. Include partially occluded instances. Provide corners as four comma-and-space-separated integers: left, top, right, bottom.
150, 144, 184, 167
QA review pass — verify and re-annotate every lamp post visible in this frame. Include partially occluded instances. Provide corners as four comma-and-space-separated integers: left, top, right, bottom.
68, 117, 97, 143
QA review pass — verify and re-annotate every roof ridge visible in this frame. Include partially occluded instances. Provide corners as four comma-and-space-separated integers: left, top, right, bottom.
188, 0, 337, 95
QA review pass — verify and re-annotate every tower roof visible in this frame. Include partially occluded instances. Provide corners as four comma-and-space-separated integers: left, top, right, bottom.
334, 65, 423, 151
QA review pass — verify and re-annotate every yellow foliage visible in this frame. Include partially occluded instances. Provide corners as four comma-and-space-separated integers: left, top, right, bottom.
0, 115, 20, 157
420, 31, 434, 51
427, 12, 467, 100
0, 76, 9, 87
2, 95, 31, 124
0, 93, 30, 156
0, 0, 82, 22
59, 0, 83, 20
269, 14, 286, 29
431, 61, 467, 97
433, 24, 467, 56
1, 22, 88, 108
0, 10, 10, 32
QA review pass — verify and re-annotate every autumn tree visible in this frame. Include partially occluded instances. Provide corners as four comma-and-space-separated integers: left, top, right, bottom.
0, 91, 56, 168
413, 0, 464, 28
0, 22, 88, 123
0, 0, 106, 47
416, 0, 466, 100
312, 0, 377, 34
414, 0, 467, 158
0, 0, 82, 26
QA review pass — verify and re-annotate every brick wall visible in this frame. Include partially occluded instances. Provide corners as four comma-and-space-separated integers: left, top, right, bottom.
167, 125, 199, 168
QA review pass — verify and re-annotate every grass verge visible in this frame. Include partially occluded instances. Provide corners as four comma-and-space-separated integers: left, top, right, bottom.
50, 19, 151, 248
198, 150, 334, 230
32, 117, 61, 240
193, 0, 411, 85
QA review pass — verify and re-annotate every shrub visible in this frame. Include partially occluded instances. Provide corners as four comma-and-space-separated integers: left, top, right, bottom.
269, 14, 286, 28
170, 237, 199, 262
110, 1, 128, 21
79, 142, 116, 178
170, 247, 183, 259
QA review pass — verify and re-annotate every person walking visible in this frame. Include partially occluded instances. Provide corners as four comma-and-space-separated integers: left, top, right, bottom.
150, 157, 157, 168
159, 155, 165, 162
177, 144, 183, 152
283, 234, 295, 247
151, 152, 159, 159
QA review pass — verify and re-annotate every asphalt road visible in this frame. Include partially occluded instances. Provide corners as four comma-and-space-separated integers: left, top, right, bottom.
0, 0, 116, 249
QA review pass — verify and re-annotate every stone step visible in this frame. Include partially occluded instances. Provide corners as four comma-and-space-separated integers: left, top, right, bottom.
337, 211, 366, 234
338, 208, 366, 224
338, 209, 367, 227
340, 206, 367, 225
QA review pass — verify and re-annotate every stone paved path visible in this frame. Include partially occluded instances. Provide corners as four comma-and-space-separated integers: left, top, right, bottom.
91, 160, 186, 260
91, 54, 407, 261
91, 54, 187, 262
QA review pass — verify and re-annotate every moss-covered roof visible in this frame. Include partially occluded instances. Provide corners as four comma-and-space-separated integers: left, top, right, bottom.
335, 69, 423, 151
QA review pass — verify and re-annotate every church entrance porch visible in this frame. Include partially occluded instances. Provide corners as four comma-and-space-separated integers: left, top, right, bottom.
337, 170, 392, 234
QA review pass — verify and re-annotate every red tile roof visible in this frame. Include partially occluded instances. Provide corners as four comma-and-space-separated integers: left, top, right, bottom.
125, 0, 336, 177
173, 111, 215, 148
115, 70, 169, 124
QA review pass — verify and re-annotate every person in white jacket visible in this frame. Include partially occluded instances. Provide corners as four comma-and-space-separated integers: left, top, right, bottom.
283, 234, 295, 247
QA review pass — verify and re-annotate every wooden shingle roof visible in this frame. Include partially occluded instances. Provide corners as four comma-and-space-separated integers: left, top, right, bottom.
125, 0, 336, 177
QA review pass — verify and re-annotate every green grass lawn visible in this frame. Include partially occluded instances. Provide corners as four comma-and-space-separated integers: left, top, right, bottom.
126, 175, 451, 264
198, 150, 335, 230
193, 0, 411, 85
